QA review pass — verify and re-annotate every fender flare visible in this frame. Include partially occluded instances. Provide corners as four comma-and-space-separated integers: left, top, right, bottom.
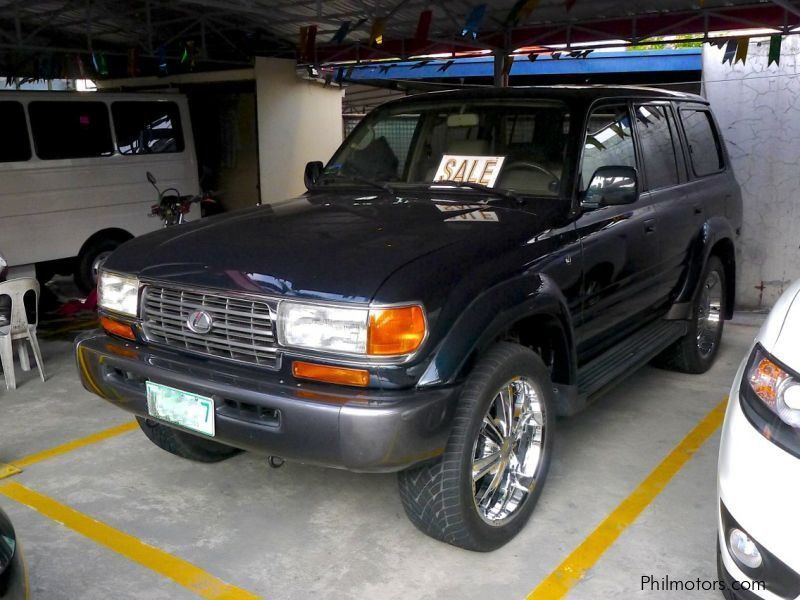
666, 216, 736, 320
418, 273, 577, 388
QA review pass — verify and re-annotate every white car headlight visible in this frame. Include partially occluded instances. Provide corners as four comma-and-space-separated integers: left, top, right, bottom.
98, 272, 140, 317
277, 301, 368, 354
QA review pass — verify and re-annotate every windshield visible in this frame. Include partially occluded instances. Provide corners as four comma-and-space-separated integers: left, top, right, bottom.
326, 100, 570, 197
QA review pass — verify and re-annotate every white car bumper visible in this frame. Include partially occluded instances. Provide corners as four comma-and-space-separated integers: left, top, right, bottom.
717, 354, 800, 600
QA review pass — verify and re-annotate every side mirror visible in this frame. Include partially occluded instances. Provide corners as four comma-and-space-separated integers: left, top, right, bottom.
582, 166, 639, 208
304, 161, 324, 189
146, 171, 157, 186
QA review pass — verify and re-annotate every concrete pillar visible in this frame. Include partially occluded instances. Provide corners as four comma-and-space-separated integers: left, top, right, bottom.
255, 57, 344, 203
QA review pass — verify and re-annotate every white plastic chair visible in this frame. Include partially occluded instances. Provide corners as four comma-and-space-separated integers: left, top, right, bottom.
0, 277, 46, 390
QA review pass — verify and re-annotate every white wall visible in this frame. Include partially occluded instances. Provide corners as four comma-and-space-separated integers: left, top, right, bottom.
703, 37, 800, 308
255, 57, 343, 203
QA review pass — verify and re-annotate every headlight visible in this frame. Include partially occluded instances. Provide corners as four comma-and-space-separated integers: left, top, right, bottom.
745, 345, 800, 429
98, 272, 140, 317
277, 301, 426, 357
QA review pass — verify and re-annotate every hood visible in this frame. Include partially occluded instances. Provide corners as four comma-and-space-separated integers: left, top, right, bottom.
106, 190, 562, 303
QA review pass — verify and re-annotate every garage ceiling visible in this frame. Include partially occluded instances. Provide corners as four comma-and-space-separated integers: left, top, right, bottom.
1, 0, 799, 76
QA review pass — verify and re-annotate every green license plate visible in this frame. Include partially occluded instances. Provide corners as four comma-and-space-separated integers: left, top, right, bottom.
145, 381, 215, 437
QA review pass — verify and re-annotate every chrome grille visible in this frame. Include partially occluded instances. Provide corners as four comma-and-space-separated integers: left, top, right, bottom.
141, 285, 279, 369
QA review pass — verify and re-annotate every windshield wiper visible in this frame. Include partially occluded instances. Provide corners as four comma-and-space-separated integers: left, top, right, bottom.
427, 181, 523, 204
318, 171, 397, 196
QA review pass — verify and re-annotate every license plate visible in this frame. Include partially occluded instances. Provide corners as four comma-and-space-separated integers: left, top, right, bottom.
146, 381, 215, 437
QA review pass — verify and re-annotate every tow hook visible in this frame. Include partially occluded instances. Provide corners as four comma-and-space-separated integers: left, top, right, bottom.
268, 456, 285, 468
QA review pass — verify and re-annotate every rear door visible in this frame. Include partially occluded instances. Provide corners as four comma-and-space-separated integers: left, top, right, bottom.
573, 102, 663, 363
631, 101, 697, 306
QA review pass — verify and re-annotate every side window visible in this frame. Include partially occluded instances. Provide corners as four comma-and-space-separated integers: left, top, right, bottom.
581, 104, 636, 191
633, 104, 680, 190
0, 101, 31, 162
679, 108, 724, 176
112, 101, 185, 155
29, 101, 113, 160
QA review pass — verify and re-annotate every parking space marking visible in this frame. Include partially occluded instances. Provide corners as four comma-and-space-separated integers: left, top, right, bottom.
11, 421, 137, 470
528, 397, 728, 599
0, 463, 22, 480
0, 481, 261, 600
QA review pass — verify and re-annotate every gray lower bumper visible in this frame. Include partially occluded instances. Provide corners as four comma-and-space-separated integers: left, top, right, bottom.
74, 331, 459, 472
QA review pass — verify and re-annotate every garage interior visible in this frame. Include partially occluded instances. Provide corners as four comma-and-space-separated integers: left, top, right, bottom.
1, 1, 800, 599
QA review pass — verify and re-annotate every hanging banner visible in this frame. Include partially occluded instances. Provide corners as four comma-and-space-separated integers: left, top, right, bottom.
722, 39, 736, 64
461, 4, 487, 39
92, 52, 108, 76
502, 54, 514, 77
507, 0, 540, 26
127, 48, 140, 78
415, 10, 433, 41
331, 22, 351, 44
768, 34, 782, 67
299, 25, 317, 61
438, 59, 455, 72
734, 37, 749, 64
370, 17, 386, 46
157, 46, 168, 75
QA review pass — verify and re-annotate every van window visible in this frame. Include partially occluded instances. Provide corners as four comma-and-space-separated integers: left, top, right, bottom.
581, 104, 636, 191
112, 101, 185, 155
29, 101, 113, 160
0, 101, 31, 162
679, 108, 724, 176
634, 104, 680, 190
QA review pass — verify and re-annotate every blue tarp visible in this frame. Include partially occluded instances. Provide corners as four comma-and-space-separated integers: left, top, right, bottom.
347, 49, 701, 81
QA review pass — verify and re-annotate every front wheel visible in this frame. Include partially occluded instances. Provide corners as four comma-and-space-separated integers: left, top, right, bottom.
398, 342, 555, 551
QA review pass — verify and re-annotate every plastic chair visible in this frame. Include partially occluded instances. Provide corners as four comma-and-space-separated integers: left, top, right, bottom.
0, 278, 46, 390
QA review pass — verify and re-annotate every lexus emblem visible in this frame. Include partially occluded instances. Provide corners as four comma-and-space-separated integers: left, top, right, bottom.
187, 310, 213, 334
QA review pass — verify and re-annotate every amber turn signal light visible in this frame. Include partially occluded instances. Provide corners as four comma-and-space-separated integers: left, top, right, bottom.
292, 361, 370, 387
100, 316, 137, 341
367, 305, 426, 356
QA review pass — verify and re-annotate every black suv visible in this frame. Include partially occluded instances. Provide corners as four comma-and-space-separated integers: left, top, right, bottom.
76, 86, 742, 551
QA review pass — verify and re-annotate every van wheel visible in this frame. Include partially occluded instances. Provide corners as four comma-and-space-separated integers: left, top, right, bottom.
75, 238, 123, 293
136, 417, 241, 462
654, 256, 726, 374
397, 342, 554, 551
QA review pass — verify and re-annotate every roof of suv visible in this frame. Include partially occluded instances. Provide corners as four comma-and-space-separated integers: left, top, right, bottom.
380, 85, 708, 109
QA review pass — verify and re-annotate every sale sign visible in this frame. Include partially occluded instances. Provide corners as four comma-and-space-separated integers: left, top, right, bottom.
433, 155, 506, 188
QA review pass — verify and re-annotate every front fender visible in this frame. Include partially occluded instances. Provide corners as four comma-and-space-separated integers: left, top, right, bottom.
418, 273, 576, 387
667, 216, 736, 320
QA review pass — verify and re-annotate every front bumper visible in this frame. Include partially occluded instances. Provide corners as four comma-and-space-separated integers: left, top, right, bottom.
75, 331, 460, 472
717, 358, 800, 600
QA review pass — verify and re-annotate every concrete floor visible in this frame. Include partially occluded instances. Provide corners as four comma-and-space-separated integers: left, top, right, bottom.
0, 314, 763, 600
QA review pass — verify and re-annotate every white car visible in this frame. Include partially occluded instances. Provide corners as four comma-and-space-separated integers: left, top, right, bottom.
717, 280, 800, 599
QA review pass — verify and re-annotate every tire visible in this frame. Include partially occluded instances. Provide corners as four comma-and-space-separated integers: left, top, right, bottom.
654, 255, 727, 374
136, 417, 241, 463
74, 237, 124, 293
397, 342, 555, 551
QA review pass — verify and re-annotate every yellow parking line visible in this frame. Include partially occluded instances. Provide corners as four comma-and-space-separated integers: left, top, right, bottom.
528, 398, 728, 599
0, 481, 261, 599
11, 421, 138, 470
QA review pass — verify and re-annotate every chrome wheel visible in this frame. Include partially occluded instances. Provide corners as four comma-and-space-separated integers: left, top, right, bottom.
696, 270, 723, 358
471, 376, 546, 525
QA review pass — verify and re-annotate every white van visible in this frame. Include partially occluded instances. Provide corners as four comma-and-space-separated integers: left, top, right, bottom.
0, 91, 199, 291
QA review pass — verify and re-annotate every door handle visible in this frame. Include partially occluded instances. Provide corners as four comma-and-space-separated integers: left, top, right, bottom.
644, 218, 656, 234
693, 205, 703, 215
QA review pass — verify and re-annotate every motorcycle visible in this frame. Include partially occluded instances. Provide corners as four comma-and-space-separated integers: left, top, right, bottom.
146, 171, 223, 227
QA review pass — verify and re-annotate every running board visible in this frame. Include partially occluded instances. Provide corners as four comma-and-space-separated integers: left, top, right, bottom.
576, 320, 688, 402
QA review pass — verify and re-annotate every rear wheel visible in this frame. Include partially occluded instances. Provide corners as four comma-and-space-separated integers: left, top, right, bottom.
654, 255, 726, 374
136, 417, 241, 462
75, 237, 125, 293
397, 342, 555, 551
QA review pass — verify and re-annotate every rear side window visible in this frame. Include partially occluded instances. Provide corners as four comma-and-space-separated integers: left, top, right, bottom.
634, 104, 680, 190
0, 101, 31, 162
29, 101, 113, 160
580, 104, 636, 191
680, 108, 724, 176
112, 101, 185, 155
